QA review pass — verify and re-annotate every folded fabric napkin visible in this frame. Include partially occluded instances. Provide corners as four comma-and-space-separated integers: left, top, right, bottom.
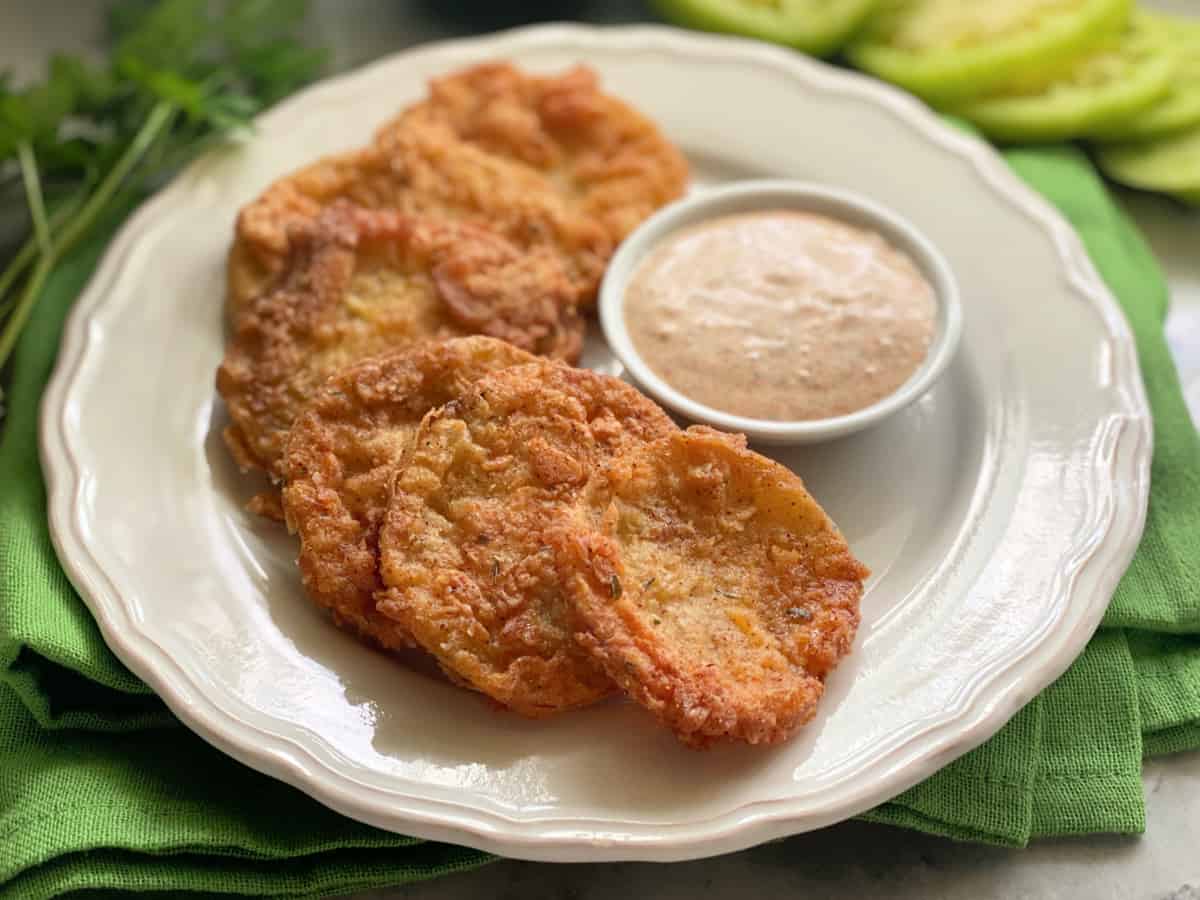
1, 145, 1198, 897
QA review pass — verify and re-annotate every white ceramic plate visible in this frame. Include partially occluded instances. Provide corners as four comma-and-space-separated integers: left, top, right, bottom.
41, 25, 1151, 862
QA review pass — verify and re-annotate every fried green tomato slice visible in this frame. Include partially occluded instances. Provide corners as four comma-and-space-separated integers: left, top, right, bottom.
847, 0, 1133, 105
554, 427, 869, 749
281, 337, 535, 652
217, 202, 583, 480
228, 112, 614, 324
377, 63, 690, 259
1096, 123, 1200, 204
650, 0, 880, 57
1092, 14, 1200, 142
376, 360, 677, 718
950, 13, 1175, 143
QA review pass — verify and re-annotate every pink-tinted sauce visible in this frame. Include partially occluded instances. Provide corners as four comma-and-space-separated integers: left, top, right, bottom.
624, 210, 937, 421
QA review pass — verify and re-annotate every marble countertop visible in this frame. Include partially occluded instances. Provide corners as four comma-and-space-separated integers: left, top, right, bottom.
3, 3, 1198, 898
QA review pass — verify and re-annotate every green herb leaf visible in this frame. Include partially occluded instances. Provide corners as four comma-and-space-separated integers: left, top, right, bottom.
224, 0, 313, 48
114, 0, 213, 75
236, 41, 328, 105
48, 55, 117, 115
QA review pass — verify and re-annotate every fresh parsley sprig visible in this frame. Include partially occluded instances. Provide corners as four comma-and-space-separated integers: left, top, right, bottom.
0, 0, 326, 409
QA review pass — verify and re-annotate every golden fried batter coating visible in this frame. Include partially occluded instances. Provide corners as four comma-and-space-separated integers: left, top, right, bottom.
281, 337, 535, 651
380, 62, 690, 249
228, 107, 614, 321
554, 427, 869, 748
216, 202, 582, 479
376, 360, 677, 717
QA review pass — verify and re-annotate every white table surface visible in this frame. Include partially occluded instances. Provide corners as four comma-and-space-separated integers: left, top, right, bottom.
3, 3, 1198, 899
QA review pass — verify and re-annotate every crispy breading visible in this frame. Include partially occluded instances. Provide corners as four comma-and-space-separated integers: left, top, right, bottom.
376, 359, 677, 717
380, 62, 690, 250
281, 337, 535, 652
553, 427, 869, 748
228, 106, 615, 322
216, 202, 582, 479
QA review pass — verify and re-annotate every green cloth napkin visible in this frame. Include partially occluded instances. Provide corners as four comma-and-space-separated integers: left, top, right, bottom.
1, 145, 1198, 896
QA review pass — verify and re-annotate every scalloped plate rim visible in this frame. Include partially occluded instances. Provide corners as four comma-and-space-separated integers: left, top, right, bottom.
39, 23, 1151, 862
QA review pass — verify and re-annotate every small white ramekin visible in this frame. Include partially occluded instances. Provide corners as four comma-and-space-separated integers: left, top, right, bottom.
599, 180, 963, 444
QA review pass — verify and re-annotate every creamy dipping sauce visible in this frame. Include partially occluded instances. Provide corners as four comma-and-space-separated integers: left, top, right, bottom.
624, 210, 938, 422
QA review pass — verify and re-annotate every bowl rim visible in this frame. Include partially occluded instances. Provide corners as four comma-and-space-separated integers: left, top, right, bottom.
598, 178, 965, 443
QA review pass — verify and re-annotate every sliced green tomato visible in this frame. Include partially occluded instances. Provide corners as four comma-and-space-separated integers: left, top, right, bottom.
1091, 15, 1200, 142
846, 0, 1133, 105
948, 15, 1175, 143
651, 0, 881, 57
1097, 124, 1200, 202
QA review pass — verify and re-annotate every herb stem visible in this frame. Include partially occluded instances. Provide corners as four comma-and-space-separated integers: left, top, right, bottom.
54, 102, 177, 263
17, 142, 52, 257
0, 239, 39, 308
0, 102, 176, 369
0, 190, 88, 307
